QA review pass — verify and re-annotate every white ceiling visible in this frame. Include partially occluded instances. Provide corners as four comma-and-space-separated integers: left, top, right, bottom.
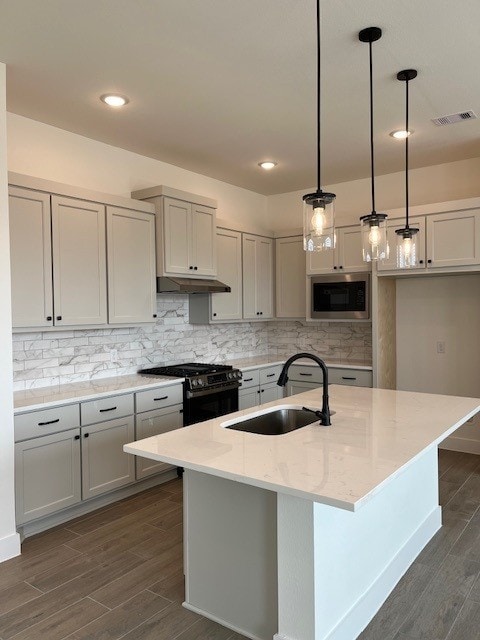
1, 0, 480, 195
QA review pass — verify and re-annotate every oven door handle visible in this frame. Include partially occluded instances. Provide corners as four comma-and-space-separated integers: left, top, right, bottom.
186, 383, 240, 399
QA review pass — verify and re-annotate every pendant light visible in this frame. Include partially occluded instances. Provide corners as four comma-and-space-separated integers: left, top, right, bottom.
303, 0, 336, 252
395, 69, 418, 268
359, 27, 389, 262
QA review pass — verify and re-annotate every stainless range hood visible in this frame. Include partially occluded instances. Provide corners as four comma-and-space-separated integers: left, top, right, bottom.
157, 276, 231, 294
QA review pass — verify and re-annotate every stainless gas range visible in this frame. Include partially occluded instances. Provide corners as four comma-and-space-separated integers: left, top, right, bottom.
139, 362, 242, 425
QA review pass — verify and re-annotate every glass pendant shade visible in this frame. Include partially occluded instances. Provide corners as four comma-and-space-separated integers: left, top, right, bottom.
360, 213, 388, 262
303, 191, 336, 251
395, 227, 419, 268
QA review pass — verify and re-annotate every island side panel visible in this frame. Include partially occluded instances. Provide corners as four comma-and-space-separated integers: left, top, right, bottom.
276, 446, 441, 640
183, 470, 278, 640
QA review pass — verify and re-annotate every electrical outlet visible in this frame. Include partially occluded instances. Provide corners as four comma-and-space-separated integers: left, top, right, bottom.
436, 341, 446, 354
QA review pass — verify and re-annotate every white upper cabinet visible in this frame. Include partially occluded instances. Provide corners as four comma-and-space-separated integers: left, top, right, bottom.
211, 228, 243, 321
426, 210, 480, 268
377, 217, 426, 272
106, 206, 156, 324
242, 234, 274, 319
162, 196, 216, 277
51, 196, 107, 326
276, 236, 306, 318
307, 225, 367, 274
9, 187, 53, 328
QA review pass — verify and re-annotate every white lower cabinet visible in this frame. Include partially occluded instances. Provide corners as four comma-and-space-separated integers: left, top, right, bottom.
285, 365, 373, 397
15, 428, 82, 525
136, 404, 183, 479
81, 416, 135, 500
286, 380, 321, 396
238, 365, 284, 409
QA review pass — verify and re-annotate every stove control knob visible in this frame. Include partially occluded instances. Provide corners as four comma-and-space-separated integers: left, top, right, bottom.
191, 379, 197, 387
228, 372, 233, 379
197, 378, 204, 386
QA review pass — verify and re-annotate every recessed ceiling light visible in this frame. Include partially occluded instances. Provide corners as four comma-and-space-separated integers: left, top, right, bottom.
258, 161, 277, 170
100, 94, 129, 107
390, 129, 412, 139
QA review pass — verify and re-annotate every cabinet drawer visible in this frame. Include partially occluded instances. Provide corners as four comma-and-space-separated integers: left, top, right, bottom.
329, 368, 372, 388
135, 384, 183, 413
259, 365, 282, 386
239, 369, 260, 390
15, 404, 80, 442
81, 393, 134, 426
288, 365, 323, 384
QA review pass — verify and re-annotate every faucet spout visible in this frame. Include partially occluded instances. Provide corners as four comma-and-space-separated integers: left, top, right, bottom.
277, 352, 331, 426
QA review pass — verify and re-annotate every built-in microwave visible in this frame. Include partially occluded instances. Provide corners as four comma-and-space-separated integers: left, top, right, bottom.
310, 273, 370, 320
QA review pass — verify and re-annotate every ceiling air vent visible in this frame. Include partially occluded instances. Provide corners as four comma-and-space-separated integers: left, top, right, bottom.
432, 110, 477, 126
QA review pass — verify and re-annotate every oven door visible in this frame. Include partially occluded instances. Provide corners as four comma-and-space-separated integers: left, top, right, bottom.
184, 384, 239, 426
311, 273, 370, 320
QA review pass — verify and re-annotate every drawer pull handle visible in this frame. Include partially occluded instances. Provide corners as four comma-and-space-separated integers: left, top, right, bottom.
266, 373, 275, 378
299, 373, 313, 377
154, 396, 169, 401
244, 378, 253, 382
99, 406, 117, 413
38, 419, 60, 426
341, 376, 356, 380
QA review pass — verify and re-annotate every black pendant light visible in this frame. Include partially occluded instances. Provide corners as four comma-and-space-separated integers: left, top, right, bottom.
303, 0, 336, 252
359, 27, 389, 262
395, 69, 418, 268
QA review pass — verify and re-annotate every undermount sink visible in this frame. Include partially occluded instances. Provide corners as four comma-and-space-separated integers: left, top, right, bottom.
221, 404, 329, 436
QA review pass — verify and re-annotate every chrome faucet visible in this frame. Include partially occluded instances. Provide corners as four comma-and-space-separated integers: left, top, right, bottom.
277, 353, 331, 426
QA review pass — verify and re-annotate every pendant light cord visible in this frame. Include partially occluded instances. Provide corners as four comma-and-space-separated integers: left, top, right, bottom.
405, 77, 410, 229
369, 40, 376, 214
316, 0, 321, 192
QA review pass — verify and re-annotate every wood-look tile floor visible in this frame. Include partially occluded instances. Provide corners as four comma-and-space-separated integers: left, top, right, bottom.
0, 450, 479, 640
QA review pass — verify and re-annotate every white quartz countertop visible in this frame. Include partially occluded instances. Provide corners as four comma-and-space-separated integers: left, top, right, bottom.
125, 385, 480, 511
14, 374, 184, 413
226, 355, 373, 371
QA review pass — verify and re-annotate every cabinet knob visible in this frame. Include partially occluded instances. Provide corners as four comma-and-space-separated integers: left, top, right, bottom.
261, 389, 265, 393
339, 266, 343, 269
260, 312, 263, 315
46, 316, 52, 321
84, 433, 89, 438
153, 314, 157, 318
419, 260, 424, 264
333, 266, 337, 270
189, 266, 193, 270
427, 259, 432, 264
194, 266, 198, 270
213, 313, 217, 317
56, 316, 62, 321
74, 435, 80, 440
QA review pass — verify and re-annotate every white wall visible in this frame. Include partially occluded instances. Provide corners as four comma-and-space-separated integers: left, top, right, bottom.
267, 157, 480, 231
6, 113, 268, 229
396, 275, 480, 454
0, 65, 21, 561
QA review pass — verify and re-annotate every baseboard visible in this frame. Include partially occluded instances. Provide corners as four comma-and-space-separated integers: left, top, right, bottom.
18, 469, 177, 539
324, 506, 442, 640
182, 601, 265, 640
440, 437, 480, 455
0, 531, 21, 562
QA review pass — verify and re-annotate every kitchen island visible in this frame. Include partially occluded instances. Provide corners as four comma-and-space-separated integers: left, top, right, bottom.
124, 385, 480, 640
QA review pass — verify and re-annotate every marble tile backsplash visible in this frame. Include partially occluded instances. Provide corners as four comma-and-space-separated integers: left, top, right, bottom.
12, 296, 372, 390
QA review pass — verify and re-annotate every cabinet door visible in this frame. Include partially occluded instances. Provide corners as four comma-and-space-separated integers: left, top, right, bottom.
163, 197, 191, 275
256, 237, 274, 318
211, 229, 242, 321
307, 243, 335, 274
337, 226, 368, 273
377, 217, 426, 272
276, 236, 306, 318
242, 234, 258, 319
51, 196, 107, 326
426, 210, 480, 268
9, 187, 53, 328
260, 383, 284, 405
106, 207, 156, 324
15, 429, 81, 524
286, 380, 321, 397
191, 204, 216, 276
81, 416, 135, 499
239, 388, 260, 410
136, 404, 183, 479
